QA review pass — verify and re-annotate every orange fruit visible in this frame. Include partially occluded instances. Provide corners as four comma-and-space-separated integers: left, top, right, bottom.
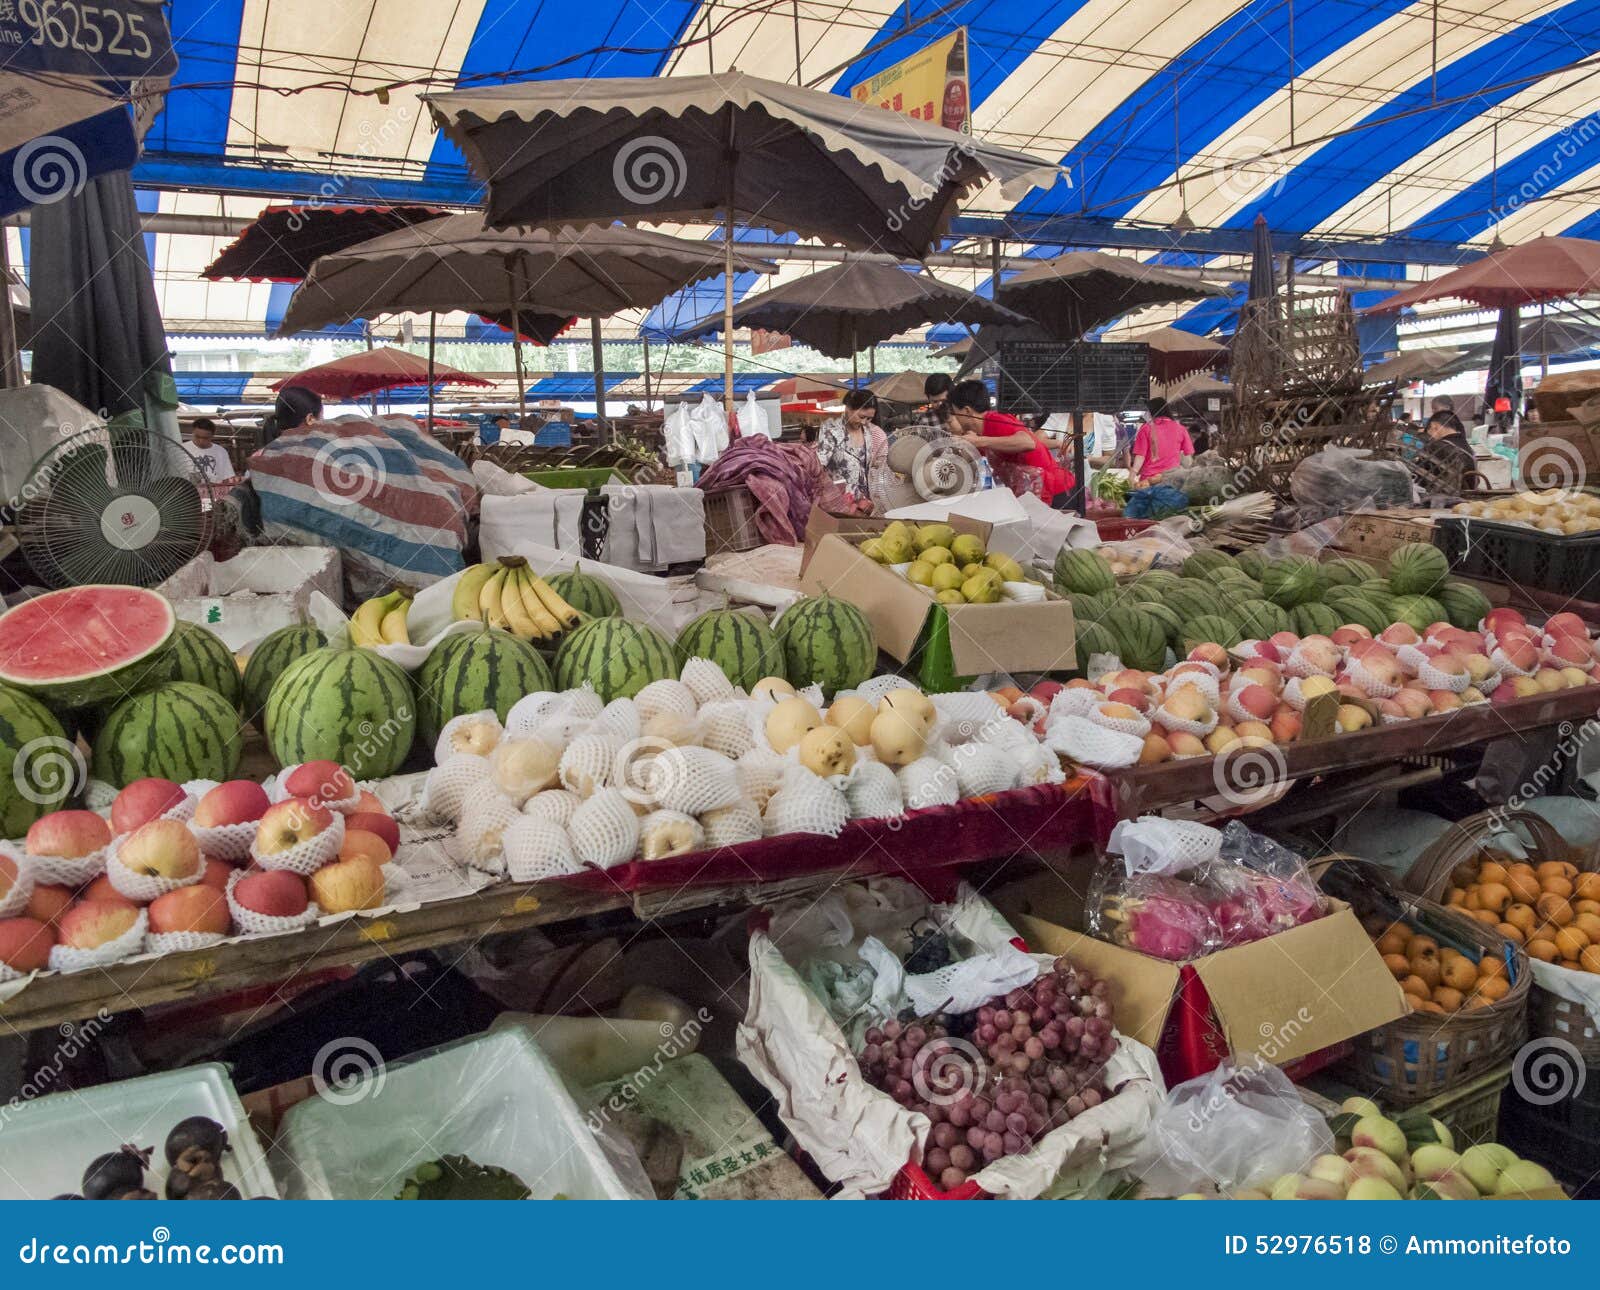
1475, 976, 1510, 1001
1446, 888, 1467, 907
1382, 953, 1411, 977
1575, 912, 1600, 942
1576, 899, 1600, 917
1505, 903, 1537, 935
1538, 860, 1578, 880
1479, 860, 1509, 885
1556, 927, 1590, 959
1400, 974, 1430, 998
1541, 875, 1574, 899
1580, 946, 1600, 974
1528, 939, 1559, 963
1432, 986, 1464, 1012
1506, 872, 1542, 903
1442, 957, 1477, 990
1477, 882, 1511, 913
1471, 909, 1499, 925
1419, 1001, 1446, 1014
1375, 929, 1409, 957
1537, 893, 1575, 927
1574, 872, 1600, 902
1410, 956, 1442, 988
1497, 922, 1526, 944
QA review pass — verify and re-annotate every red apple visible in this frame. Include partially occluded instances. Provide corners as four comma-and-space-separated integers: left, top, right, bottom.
338, 828, 393, 866
1484, 607, 1527, 636
81, 875, 137, 908
25, 884, 74, 926
1234, 683, 1278, 720
281, 760, 355, 808
1500, 640, 1540, 673
0, 851, 16, 903
25, 810, 110, 858
255, 798, 335, 855
308, 854, 385, 914
1269, 631, 1300, 651
1428, 690, 1463, 712
199, 857, 236, 891
148, 885, 230, 936
110, 778, 186, 835
1545, 612, 1588, 640
57, 900, 140, 950
345, 811, 399, 855
1029, 680, 1064, 708
0, 917, 53, 971
1378, 623, 1419, 647
1332, 625, 1372, 646
232, 869, 309, 919
118, 818, 202, 879
1105, 687, 1150, 715
193, 780, 270, 827
1546, 635, 1592, 666
1188, 643, 1230, 669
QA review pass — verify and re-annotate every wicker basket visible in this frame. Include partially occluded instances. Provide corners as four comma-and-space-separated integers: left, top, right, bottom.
1340, 896, 1530, 1106
1402, 808, 1577, 903
702, 485, 763, 557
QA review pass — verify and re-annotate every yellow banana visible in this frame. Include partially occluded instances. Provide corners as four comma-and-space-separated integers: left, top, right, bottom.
380, 600, 411, 645
526, 573, 582, 630
498, 567, 543, 640
451, 563, 497, 621
478, 567, 511, 629
350, 595, 390, 647
511, 566, 562, 637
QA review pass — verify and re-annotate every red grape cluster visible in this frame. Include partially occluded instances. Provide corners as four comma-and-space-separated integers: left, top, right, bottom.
857, 956, 1117, 1191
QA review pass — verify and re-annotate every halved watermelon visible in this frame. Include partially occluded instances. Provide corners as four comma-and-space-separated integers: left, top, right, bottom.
0, 586, 176, 709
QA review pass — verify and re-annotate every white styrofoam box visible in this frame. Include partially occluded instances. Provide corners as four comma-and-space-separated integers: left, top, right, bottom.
0, 1061, 278, 1199
160, 547, 343, 651
274, 1027, 644, 1199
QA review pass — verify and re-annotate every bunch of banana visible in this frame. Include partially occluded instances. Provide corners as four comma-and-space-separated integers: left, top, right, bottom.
351, 588, 413, 646
452, 556, 581, 642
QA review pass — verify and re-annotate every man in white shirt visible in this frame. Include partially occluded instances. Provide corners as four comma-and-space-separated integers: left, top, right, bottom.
186, 418, 237, 484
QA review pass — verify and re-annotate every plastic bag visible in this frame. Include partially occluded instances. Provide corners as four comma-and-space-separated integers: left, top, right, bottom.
1289, 446, 1413, 523
1132, 1059, 1333, 1196
1207, 822, 1327, 941
663, 401, 695, 467
1098, 528, 1194, 576
687, 393, 730, 464
1086, 865, 1222, 962
740, 390, 777, 440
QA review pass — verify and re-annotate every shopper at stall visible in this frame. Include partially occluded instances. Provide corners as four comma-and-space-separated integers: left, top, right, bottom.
816, 389, 891, 511
1415, 409, 1477, 494
1129, 398, 1194, 483
1426, 394, 1465, 435
185, 418, 237, 484
946, 379, 1073, 505
259, 386, 323, 448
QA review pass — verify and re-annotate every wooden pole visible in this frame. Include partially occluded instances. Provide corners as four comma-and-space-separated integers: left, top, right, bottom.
509, 262, 528, 431
723, 189, 736, 421
426, 312, 437, 436
643, 336, 653, 411
590, 316, 606, 436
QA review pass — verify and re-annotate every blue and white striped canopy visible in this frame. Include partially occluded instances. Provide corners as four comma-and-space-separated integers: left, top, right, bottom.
29, 0, 1600, 340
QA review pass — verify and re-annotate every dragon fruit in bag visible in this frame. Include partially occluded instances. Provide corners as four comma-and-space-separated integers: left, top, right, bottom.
1088, 868, 1222, 962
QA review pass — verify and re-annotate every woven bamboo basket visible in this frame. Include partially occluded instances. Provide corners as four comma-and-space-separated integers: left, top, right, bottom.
1401, 808, 1576, 903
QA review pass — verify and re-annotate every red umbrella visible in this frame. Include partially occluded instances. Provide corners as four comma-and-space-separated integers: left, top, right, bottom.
1361, 236, 1600, 314
271, 346, 491, 401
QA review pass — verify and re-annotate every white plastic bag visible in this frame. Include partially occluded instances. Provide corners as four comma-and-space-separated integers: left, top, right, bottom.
740, 390, 776, 440
688, 393, 730, 464
664, 401, 695, 467
1132, 1059, 1333, 1196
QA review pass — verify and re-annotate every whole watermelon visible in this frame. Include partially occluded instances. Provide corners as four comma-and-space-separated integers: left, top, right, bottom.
554, 617, 677, 702
1182, 550, 1239, 579
1068, 592, 1110, 623
1322, 556, 1378, 587
417, 627, 553, 745
1325, 590, 1389, 636
1183, 614, 1241, 648
1139, 600, 1185, 646
241, 624, 327, 725
546, 564, 621, 619
1437, 581, 1492, 631
1388, 542, 1450, 596
675, 606, 783, 689
0, 684, 74, 836
1054, 548, 1116, 596
1163, 582, 1216, 621
266, 647, 415, 778
1234, 598, 1293, 639
1120, 580, 1167, 606
1072, 620, 1118, 671
1291, 602, 1342, 638
776, 595, 875, 695
1261, 556, 1325, 607
1102, 606, 1167, 671
93, 682, 243, 789
167, 620, 242, 710
1391, 594, 1446, 634
1234, 548, 1270, 581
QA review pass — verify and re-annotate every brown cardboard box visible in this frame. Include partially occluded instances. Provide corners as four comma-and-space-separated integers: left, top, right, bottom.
1521, 421, 1600, 483
991, 871, 1406, 1067
1335, 509, 1435, 564
799, 509, 1078, 675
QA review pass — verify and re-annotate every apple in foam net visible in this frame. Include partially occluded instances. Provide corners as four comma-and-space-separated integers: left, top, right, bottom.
1544, 611, 1588, 640
82, 875, 136, 908
193, 780, 270, 828
1106, 687, 1151, 714
233, 869, 309, 919
25, 811, 110, 859
26, 884, 73, 926
1379, 623, 1420, 647
1236, 663, 1281, 693
1234, 684, 1278, 720
199, 858, 236, 890
0, 917, 53, 971
1269, 631, 1300, 651
1546, 635, 1592, 666
1499, 639, 1540, 674
345, 811, 399, 855
1188, 642, 1230, 670
338, 828, 392, 867
119, 818, 202, 879
1484, 607, 1526, 636
255, 798, 335, 854
1393, 688, 1433, 720
148, 884, 230, 936
1332, 624, 1371, 646
308, 854, 385, 914
58, 900, 140, 950
1167, 732, 1207, 758
110, 778, 186, 835
1429, 690, 1463, 712
281, 760, 356, 808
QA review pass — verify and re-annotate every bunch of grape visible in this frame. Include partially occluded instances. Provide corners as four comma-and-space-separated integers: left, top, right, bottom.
857, 956, 1117, 1192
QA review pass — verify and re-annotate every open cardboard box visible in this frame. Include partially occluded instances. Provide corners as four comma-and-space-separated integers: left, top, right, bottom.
991, 869, 1406, 1069
799, 508, 1078, 676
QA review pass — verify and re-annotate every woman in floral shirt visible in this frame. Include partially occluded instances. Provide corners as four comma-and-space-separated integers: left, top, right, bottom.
816, 389, 891, 513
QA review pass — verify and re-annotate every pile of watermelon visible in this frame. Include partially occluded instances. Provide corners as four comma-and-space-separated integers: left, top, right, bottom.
1054, 540, 1489, 665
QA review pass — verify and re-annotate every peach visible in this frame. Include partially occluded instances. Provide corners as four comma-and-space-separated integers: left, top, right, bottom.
309, 855, 385, 915
193, 780, 270, 828
110, 778, 186, 835
0, 917, 53, 971
1331, 625, 1372, 646
119, 818, 202, 879
232, 869, 309, 919
281, 760, 355, 808
25, 884, 74, 926
345, 811, 399, 856
25, 810, 110, 859
254, 798, 335, 855
57, 900, 139, 950
148, 884, 230, 936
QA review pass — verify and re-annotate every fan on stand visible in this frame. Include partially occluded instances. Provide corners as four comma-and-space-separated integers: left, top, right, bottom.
12, 428, 213, 588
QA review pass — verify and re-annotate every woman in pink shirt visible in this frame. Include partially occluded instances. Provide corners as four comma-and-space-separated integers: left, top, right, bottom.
1130, 397, 1195, 483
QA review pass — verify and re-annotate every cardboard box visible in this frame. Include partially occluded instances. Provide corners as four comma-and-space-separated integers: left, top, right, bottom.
1521, 421, 1600, 483
1335, 509, 1435, 565
991, 871, 1406, 1069
799, 509, 1078, 676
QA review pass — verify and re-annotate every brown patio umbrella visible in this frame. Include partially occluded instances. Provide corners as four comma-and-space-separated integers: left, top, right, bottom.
1361, 346, 1476, 387
670, 260, 1029, 369
994, 251, 1230, 341
1359, 236, 1600, 313
423, 72, 1064, 411
1125, 325, 1227, 383
277, 215, 777, 427
869, 369, 937, 405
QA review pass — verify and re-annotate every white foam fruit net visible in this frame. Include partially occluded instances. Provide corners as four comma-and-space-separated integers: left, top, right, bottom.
898, 756, 958, 811
1085, 706, 1152, 738
1044, 715, 1143, 768
595, 697, 641, 743
559, 732, 621, 797
106, 837, 206, 903
680, 657, 736, 706
701, 798, 764, 847
524, 788, 582, 827
843, 760, 904, 820
420, 753, 493, 822
1011, 741, 1066, 786
250, 812, 345, 876
434, 711, 505, 765
189, 818, 258, 863
639, 809, 705, 861
455, 786, 522, 870
489, 736, 563, 805
503, 690, 562, 738
648, 747, 741, 815
503, 815, 581, 882
27, 848, 107, 888
225, 870, 320, 938
1345, 655, 1400, 698
0, 849, 33, 919
943, 742, 1018, 797
570, 788, 642, 869
145, 929, 227, 956
635, 678, 699, 723
856, 674, 917, 703
1418, 657, 1472, 693
48, 908, 148, 972
1048, 686, 1107, 720
763, 766, 848, 838
699, 701, 758, 759
735, 747, 788, 811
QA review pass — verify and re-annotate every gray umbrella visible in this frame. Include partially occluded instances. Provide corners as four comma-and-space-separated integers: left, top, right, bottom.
1248, 213, 1277, 302
669, 261, 1028, 369
993, 251, 1229, 341
1485, 305, 1522, 417
29, 169, 177, 435
1231, 214, 1280, 390
424, 72, 1064, 410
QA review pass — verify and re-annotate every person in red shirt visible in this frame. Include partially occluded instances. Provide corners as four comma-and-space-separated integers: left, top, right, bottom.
1130, 397, 1195, 483
946, 380, 1074, 505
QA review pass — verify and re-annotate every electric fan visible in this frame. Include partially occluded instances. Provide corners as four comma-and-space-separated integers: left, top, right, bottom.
12, 427, 214, 588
